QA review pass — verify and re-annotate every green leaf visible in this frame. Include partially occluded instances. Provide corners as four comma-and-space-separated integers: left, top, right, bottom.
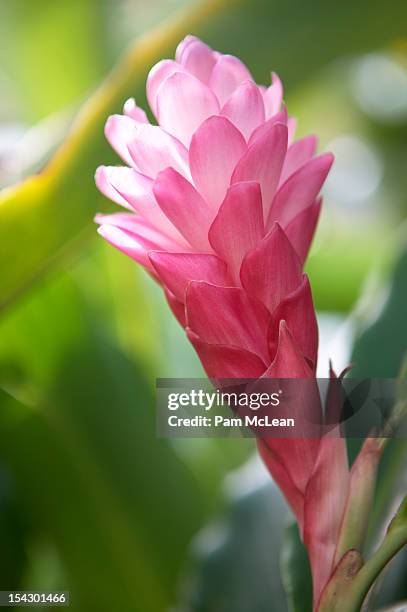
306, 223, 392, 312
388, 497, 407, 534
0, 445, 27, 589
348, 243, 407, 547
375, 602, 407, 611
352, 247, 407, 378
0, 0, 109, 122
347, 245, 407, 607
280, 522, 313, 612
0, 264, 206, 611
180, 474, 289, 612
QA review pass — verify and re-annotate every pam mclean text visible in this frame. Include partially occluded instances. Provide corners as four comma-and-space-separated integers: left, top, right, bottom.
168, 415, 295, 428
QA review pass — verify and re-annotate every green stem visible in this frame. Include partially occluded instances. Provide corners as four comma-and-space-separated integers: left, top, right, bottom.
318, 496, 407, 612
339, 523, 407, 612
333, 438, 384, 566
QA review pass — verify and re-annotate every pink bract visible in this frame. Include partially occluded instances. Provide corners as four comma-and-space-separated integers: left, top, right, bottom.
95, 36, 333, 377
95, 35, 345, 608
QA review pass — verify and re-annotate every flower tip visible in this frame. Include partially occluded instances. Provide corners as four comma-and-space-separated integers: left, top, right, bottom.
275, 319, 293, 352
339, 364, 353, 379
271, 71, 282, 85
104, 115, 114, 132
269, 220, 285, 237
185, 326, 200, 345
279, 318, 288, 334
95, 165, 105, 179
95, 165, 109, 190
147, 250, 160, 270
94, 212, 104, 225
325, 151, 335, 167
180, 34, 198, 45
103, 115, 119, 141
123, 97, 136, 113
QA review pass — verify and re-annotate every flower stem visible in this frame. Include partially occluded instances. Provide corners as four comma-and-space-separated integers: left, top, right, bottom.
318, 496, 407, 612
341, 520, 407, 611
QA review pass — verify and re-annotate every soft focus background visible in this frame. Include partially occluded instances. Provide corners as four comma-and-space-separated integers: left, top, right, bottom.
0, 1, 407, 610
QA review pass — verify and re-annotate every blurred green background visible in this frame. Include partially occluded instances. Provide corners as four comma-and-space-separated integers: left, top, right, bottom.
0, 0, 407, 610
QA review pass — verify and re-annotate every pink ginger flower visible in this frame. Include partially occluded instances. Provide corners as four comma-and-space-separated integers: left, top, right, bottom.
95, 35, 368, 608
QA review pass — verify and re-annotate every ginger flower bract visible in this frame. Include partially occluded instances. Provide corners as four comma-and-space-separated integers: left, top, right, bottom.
95, 36, 345, 608
96, 35, 333, 381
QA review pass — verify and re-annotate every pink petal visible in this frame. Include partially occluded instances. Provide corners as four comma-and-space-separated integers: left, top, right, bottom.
285, 198, 322, 265
232, 123, 288, 221
263, 72, 283, 119
165, 288, 186, 327
94, 212, 182, 252
127, 123, 190, 179
96, 165, 153, 209
104, 114, 137, 167
95, 165, 186, 243
221, 80, 265, 140
189, 116, 247, 212
97, 224, 156, 271
248, 107, 288, 145
258, 438, 304, 527
187, 329, 266, 378
153, 167, 213, 251
264, 320, 314, 378
209, 54, 253, 107
175, 36, 216, 84
95, 165, 132, 209
148, 252, 229, 302
186, 282, 271, 362
268, 153, 334, 229
261, 321, 322, 500
303, 436, 349, 606
268, 275, 318, 367
123, 98, 149, 123
208, 181, 264, 283
287, 117, 297, 143
95, 213, 188, 272
280, 135, 318, 184
240, 223, 302, 312
156, 71, 220, 147
146, 59, 186, 117
175, 35, 196, 61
